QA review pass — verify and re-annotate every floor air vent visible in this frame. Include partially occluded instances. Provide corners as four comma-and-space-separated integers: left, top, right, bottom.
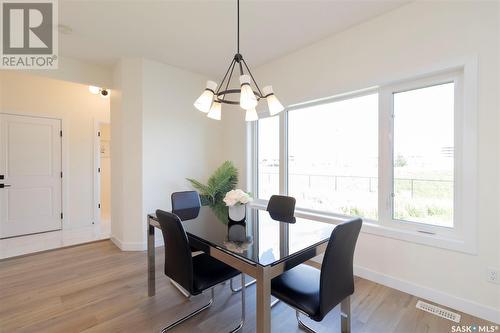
416, 300, 461, 323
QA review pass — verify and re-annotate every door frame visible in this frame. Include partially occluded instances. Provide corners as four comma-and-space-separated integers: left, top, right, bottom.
0, 112, 66, 231
93, 120, 110, 226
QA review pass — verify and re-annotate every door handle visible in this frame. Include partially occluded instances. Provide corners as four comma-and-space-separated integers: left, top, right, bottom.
0, 184, 11, 188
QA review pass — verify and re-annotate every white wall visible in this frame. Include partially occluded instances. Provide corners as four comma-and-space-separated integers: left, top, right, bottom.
223, 1, 500, 322
110, 58, 144, 250
26, 56, 112, 88
142, 59, 224, 245
0, 71, 110, 228
221, 107, 249, 189
110, 58, 223, 249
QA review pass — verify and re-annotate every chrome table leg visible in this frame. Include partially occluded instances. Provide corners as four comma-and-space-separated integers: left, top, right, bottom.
231, 275, 279, 307
256, 267, 272, 333
340, 296, 351, 333
148, 222, 155, 297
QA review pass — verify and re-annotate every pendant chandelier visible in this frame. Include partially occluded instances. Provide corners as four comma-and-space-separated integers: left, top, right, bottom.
194, 0, 284, 121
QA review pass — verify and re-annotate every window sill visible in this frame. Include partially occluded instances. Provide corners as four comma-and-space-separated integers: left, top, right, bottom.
250, 201, 477, 255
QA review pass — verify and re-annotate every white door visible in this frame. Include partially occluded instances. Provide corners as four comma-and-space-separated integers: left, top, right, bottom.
0, 114, 62, 238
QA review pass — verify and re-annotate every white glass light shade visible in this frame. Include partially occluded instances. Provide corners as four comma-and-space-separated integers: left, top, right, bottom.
194, 80, 217, 113
89, 86, 100, 94
245, 108, 258, 122
263, 85, 284, 116
207, 101, 222, 120
239, 75, 258, 109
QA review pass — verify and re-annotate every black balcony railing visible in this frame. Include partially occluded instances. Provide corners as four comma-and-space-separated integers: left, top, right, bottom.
259, 172, 453, 199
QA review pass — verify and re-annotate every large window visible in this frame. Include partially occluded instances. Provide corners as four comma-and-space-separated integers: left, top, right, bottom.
288, 93, 378, 219
252, 68, 474, 247
257, 116, 279, 199
392, 83, 454, 227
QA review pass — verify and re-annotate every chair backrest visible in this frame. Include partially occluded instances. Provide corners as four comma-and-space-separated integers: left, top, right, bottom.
156, 209, 194, 294
318, 218, 362, 320
172, 207, 201, 221
171, 191, 201, 211
266, 195, 296, 219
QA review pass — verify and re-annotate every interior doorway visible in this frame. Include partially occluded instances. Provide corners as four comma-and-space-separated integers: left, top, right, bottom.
94, 122, 111, 228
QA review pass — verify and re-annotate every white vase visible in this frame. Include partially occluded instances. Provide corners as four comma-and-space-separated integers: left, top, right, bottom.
228, 204, 247, 242
228, 204, 246, 222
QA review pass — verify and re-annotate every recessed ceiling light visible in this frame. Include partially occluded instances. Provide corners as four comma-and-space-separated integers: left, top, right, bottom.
58, 24, 73, 35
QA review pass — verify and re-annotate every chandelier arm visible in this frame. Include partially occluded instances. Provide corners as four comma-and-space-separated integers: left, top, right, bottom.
241, 59, 264, 97
220, 59, 237, 101
216, 89, 242, 105
216, 58, 236, 94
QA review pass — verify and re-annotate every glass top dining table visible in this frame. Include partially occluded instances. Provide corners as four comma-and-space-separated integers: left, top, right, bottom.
149, 205, 336, 267
147, 205, 337, 333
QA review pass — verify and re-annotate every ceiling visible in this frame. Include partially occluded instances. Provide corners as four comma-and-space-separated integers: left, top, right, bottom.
59, 0, 410, 77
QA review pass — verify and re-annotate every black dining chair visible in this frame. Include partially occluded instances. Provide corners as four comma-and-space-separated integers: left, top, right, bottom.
266, 195, 296, 223
270, 218, 362, 333
156, 210, 245, 333
231, 195, 297, 304
169, 191, 203, 296
171, 190, 201, 211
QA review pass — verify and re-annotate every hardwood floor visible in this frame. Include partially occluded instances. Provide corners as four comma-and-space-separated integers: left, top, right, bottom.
0, 240, 494, 333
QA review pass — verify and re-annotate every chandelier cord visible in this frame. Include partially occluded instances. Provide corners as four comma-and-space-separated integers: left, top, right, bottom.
237, 0, 240, 54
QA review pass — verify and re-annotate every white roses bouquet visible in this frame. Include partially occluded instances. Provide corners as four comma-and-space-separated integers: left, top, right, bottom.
223, 189, 253, 207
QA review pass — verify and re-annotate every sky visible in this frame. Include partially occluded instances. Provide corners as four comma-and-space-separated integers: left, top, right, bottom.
258, 82, 454, 178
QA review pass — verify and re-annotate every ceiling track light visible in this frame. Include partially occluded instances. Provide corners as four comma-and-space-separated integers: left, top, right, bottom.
194, 0, 284, 121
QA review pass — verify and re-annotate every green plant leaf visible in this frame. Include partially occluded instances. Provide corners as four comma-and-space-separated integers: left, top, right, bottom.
185, 161, 238, 224
210, 174, 235, 197
207, 161, 238, 190
186, 178, 211, 194
210, 201, 229, 225
199, 194, 211, 206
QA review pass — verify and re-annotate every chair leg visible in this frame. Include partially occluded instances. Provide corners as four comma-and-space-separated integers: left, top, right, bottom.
271, 298, 280, 307
228, 273, 246, 333
170, 278, 190, 298
160, 288, 214, 332
230, 275, 256, 292
296, 310, 316, 333
340, 296, 351, 333
231, 275, 280, 308
293, 297, 351, 333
